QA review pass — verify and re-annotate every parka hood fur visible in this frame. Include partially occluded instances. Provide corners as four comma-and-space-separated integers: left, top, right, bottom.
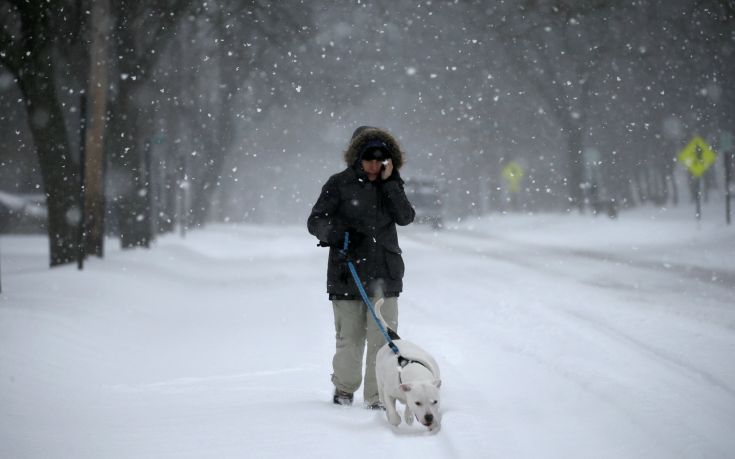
344, 127, 405, 170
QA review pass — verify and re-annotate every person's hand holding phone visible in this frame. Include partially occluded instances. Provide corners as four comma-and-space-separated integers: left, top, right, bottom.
380, 158, 393, 180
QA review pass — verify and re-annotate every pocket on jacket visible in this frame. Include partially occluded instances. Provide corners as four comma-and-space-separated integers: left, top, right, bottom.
384, 246, 405, 280
329, 251, 350, 285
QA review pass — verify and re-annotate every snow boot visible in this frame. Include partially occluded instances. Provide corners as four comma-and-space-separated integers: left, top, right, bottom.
365, 401, 385, 411
333, 389, 354, 406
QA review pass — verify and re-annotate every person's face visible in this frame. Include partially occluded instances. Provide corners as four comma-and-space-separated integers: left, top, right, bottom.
361, 159, 383, 181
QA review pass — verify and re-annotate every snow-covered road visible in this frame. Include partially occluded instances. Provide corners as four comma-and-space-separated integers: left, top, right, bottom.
1, 205, 734, 458
402, 225, 734, 458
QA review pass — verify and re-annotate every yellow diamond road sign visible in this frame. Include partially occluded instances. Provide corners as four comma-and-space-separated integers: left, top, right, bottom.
502, 161, 524, 193
678, 136, 717, 177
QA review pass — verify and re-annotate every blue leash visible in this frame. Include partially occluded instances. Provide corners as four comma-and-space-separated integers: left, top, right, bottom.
342, 232, 400, 355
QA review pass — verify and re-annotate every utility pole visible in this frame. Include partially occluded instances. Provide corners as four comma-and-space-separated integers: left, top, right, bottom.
726, 151, 732, 225
722, 132, 733, 225
78, 92, 87, 270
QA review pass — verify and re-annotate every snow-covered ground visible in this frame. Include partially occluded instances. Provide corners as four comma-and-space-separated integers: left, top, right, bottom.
1, 201, 734, 458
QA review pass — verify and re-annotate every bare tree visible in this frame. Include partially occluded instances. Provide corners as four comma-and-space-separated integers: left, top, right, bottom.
106, 0, 194, 248
492, 0, 617, 211
0, 0, 81, 266
166, 1, 312, 228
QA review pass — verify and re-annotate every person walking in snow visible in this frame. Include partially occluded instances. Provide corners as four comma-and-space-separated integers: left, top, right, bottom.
308, 126, 415, 409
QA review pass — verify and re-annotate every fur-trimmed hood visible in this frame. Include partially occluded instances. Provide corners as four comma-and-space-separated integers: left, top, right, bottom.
343, 127, 405, 170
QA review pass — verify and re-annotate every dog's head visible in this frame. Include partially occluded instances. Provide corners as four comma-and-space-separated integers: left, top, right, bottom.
400, 379, 442, 430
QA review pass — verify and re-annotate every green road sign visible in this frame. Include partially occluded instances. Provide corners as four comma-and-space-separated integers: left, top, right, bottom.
678, 136, 717, 177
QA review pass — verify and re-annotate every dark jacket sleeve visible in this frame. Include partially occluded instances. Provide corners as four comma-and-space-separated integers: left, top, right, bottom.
382, 173, 415, 226
308, 175, 346, 245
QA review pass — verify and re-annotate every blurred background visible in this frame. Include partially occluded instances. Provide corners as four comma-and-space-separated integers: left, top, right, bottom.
1, 0, 733, 266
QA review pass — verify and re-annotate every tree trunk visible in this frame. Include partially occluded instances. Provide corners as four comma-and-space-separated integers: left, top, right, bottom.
17, 60, 80, 266
108, 77, 152, 249
1, 2, 82, 266
83, 0, 111, 256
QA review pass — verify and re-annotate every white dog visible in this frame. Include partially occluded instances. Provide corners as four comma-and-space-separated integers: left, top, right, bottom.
374, 298, 442, 431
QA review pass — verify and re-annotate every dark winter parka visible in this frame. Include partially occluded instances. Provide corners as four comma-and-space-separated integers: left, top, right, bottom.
308, 127, 415, 299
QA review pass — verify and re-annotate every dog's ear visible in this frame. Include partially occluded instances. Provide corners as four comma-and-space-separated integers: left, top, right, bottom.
399, 383, 412, 392
433, 379, 442, 388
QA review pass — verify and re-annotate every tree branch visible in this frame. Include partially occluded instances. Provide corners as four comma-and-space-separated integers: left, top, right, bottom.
0, 1, 24, 72
136, 0, 195, 76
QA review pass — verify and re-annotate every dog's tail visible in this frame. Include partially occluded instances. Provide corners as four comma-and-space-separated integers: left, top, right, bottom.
374, 298, 400, 341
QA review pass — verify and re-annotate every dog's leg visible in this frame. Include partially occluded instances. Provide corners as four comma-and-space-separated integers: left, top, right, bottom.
385, 396, 401, 426
403, 404, 414, 426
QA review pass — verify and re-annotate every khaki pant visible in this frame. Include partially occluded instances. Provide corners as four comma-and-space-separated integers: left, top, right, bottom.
331, 297, 398, 405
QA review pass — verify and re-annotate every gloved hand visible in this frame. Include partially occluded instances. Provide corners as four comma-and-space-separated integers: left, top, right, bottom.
343, 227, 365, 248
338, 227, 365, 262
323, 220, 348, 247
